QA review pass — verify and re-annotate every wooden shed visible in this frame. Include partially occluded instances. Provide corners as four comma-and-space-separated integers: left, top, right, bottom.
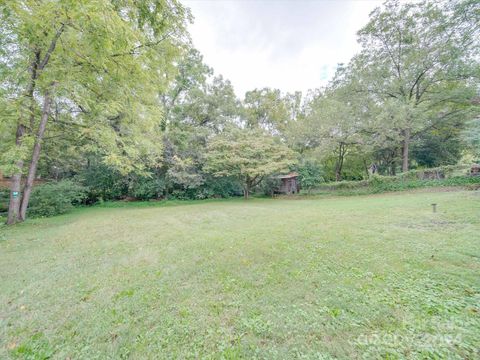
277, 172, 300, 194
471, 164, 480, 176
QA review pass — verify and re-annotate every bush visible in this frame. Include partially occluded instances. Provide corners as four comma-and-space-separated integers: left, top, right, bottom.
0, 188, 9, 214
203, 176, 242, 198
129, 176, 166, 200
261, 176, 281, 196
296, 160, 325, 193
398, 164, 470, 181
166, 176, 242, 200
313, 167, 480, 196
79, 162, 128, 203
28, 181, 88, 217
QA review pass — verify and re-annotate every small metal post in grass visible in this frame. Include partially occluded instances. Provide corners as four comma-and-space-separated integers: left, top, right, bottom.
431, 203, 437, 213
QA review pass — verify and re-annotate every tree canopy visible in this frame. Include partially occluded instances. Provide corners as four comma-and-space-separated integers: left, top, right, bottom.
0, 0, 479, 223
206, 127, 295, 198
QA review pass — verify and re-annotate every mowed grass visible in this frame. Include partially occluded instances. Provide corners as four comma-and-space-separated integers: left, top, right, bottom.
0, 190, 479, 359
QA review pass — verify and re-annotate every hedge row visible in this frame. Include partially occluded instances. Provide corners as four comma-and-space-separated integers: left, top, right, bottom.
312, 167, 479, 196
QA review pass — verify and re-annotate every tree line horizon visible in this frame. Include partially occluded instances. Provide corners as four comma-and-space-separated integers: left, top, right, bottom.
1, 0, 479, 224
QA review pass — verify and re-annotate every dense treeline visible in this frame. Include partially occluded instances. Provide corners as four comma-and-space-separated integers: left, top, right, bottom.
1, 0, 479, 223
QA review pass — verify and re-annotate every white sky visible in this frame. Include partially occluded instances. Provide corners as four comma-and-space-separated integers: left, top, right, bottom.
182, 0, 383, 97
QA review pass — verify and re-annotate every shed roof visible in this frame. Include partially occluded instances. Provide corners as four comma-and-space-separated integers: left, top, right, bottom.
277, 172, 299, 179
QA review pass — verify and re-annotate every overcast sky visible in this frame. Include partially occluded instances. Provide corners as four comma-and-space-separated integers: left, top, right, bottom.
182, 0, 383, 97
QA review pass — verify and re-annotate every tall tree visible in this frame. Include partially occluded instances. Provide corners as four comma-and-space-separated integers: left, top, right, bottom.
176, 75, 241, 132
0, 0, 190, 224
243, 88, 291, 135
161, 71, 241, 196
354, 0, 480, 172
160, 48, 213, 130
305, 94, 366, 181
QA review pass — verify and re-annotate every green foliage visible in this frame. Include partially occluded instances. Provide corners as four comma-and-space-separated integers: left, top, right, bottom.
77, 159, 242, 202
1, 0, 478, 218
412, 119, 466, 167
0, 188, 8, 214
243, 88, 292, 133
397, 164, 471, 180
314, 165, 478, 195
129, 176, 166, 201
349, 0, 480, 171
340, 156, 370, 181
165, 177, 241, 200
260, 176, 282, 196
166, 155, 204, 190
0, 0, 193, 223
199, 176, 242, 199
320, 153, 369, 181
80, 162, 128, 202
462, 118, 480, 161
172, 75, 241, 132
295, 159, 324, 192
206, 127, 296, 196
27, 180, 87, 217
371, 175, 480, 193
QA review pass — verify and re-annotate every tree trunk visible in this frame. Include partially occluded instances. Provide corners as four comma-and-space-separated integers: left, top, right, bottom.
6, 27, 63, 225
6, 126, 26, 225
402, 129, 410, 172
244, 177, 252, 199
6, 54, 40, 225
19, 90, 53, 221
391, 162, 396, 176
28, 51, 40, 130
335, 144, 345, 182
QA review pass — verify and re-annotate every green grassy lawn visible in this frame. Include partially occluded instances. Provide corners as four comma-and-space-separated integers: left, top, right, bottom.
1, 190, 479, 359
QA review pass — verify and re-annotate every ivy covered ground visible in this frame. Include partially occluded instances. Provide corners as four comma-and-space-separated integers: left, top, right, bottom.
1, 189, 479, 359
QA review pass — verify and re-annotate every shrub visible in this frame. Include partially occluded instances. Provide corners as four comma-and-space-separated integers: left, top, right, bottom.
398, 164, 470, 181
79, 162, 128, 203
312, 167, 480, 196
0, 188, 9, 214
296, 160, 325, 193
261, 176, 282, 196
166, 176, 242, 200
129, 176, 165, 200
203, 176, 242, 198
28, 181, 88, 217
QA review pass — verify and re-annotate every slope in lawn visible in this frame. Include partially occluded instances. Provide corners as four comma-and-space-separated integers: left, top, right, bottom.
0, 190, 479, 358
